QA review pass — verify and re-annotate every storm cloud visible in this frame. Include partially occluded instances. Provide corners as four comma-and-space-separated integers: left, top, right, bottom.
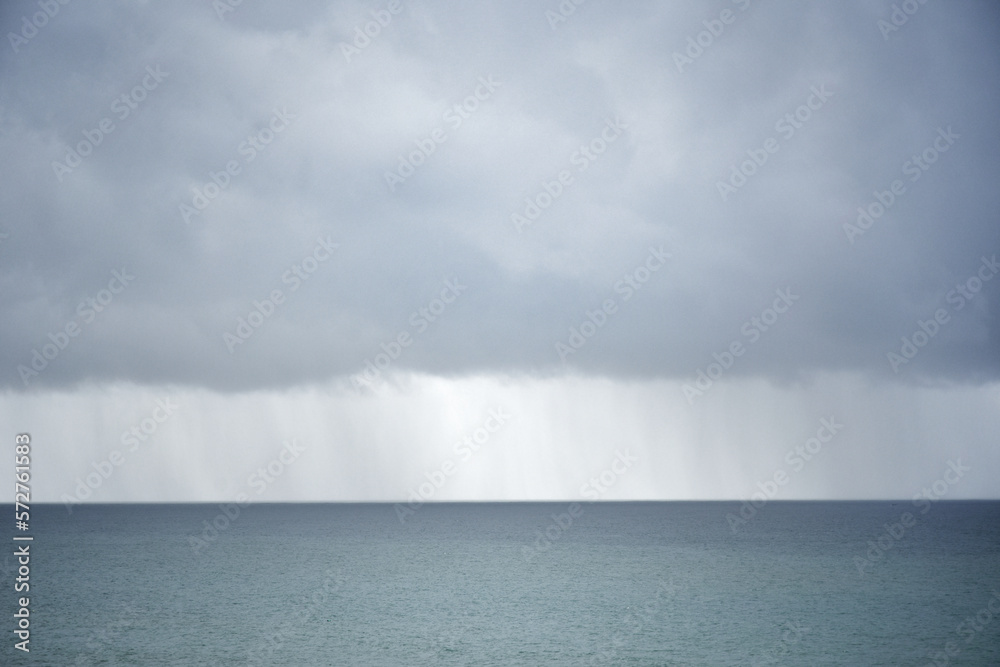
1, 0, 997, 502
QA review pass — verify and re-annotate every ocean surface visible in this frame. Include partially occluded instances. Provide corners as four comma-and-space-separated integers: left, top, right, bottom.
2, 501, 999, 665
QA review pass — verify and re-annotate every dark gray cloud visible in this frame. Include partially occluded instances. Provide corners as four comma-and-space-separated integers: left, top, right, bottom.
1, 0, 998, 393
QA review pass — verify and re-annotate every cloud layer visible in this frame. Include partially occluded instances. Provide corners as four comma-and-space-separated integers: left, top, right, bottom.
2, 0, 997, 393
2, 1, 998, 504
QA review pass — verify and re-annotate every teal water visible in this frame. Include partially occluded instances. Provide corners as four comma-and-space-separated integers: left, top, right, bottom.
2, 502, 999, 665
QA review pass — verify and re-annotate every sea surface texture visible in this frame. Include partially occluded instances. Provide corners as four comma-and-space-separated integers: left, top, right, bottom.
3, 501, 999, 665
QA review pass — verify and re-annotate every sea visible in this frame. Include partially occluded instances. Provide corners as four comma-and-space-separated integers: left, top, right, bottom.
2, 501, 998, 665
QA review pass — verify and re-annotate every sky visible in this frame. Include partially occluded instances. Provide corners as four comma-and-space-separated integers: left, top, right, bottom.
1, 0, 998, 505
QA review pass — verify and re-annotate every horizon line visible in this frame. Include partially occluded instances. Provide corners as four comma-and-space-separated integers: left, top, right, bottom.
8, 498, 1000, 506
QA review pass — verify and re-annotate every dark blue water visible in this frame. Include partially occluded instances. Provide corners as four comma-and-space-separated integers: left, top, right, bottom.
2, 502, 998, 665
